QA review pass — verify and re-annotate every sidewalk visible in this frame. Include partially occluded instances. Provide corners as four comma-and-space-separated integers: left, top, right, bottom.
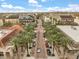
0, 56, 4, 59
23, 48, 33, 59
48, 56, 59, 59
23, 57, 34, 59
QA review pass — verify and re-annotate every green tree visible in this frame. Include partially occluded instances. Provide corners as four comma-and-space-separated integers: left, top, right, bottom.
11, 36, 20, 59
3, 22, 13, 27
48, 34, 58, 56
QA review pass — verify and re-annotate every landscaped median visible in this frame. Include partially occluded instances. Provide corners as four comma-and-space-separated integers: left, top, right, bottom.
43, 21, 74, 59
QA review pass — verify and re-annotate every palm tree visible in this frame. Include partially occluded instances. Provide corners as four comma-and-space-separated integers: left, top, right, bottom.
36, 13, 43, 19
43, 21, 61, 55
22, 23, 36, 56
10, 21, 36, 58
11, 36, 20, 59
44, 22, 57, 56
17, 33, 25, 52
22, 32, 32, 56
48, 34, 58, 56
43, 20, 74, 58
60, 37, 69, 59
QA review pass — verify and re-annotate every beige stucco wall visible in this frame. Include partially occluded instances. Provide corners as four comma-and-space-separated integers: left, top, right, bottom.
0, 19, 19, 24
0, 19, 3, 26
5, 19, 19, 23
44, 16, 51, 22
74, 17, 79, 24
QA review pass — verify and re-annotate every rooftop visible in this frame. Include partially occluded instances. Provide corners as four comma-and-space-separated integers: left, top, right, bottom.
0, 25, 23, 47
0, 29, 12, 39
19, 15, 34, 20
57, 25, 79, 43
60, 15, 74, 18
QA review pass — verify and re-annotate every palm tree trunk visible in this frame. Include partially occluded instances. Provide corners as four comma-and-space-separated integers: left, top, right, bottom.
63, 47, 66, 59
21, 46, 24, 52
15, 45, 20, 59
52, 42, 55, 56
17, 52, 20, 59
56, 45, 61, 55
26, 43, 30, 57
2, 19, 5, 25
53, 45, 54, 54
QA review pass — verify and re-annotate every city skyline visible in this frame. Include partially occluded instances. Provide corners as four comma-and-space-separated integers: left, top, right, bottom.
0, 0, 79, 12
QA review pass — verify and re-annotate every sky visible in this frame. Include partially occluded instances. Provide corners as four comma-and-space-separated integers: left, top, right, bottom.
0, 0, 79, 12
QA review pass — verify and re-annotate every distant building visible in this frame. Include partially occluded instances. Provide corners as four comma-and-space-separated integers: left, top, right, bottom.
19, 15, 35, 25
74, 14, 79, 24
0, 25, 22, 59
58, 15, 74, 25
0, 14, 19, 26
44, 16, 51, 22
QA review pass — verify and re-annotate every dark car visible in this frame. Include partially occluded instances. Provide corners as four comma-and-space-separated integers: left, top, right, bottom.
47, 49, 51, 56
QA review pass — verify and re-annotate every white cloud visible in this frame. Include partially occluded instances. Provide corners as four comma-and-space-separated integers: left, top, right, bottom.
1, 4, 13, 9
28, 0, 38, 4
1, 3, 25, 10
41, 0, 47, 2
0, 3, 79, 12
30, 3, 42, 8
69, 4, 79, 7
28, 0, 42, 8
0, 0, 5, 1
47, 4, 79, 12
0, 3, 27, 12
32, 8, 45, 12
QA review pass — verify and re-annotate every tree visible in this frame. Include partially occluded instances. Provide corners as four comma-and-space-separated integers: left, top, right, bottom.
48, 34, 58, 56
36, 13, 43, 19
59, 36, 73, 59
3, 22, 13, 27
44, 22, 57, 56
10, 22, 36, 58
22, 23, 36, 56
11, 36, 20, 59
43, 20, 75, 59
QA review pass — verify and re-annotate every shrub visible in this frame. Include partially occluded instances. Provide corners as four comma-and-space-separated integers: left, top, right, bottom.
3, 22, 13, 27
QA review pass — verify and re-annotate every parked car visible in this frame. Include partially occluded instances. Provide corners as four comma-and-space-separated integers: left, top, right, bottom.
47, 48, 51, 56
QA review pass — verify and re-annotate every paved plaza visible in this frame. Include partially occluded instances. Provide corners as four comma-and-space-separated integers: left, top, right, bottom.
34, 20, 47, 59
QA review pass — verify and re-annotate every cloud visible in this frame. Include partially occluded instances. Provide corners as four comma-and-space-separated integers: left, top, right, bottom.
47, 4, 79, 12
0, 3, 27, 12
0, 0, 5, 1
28, 0, 38, 4
28, 0, 42, 8
32, 8, 46, 12
30, 3, 42, 8
0, 2, 79, 12
41, 0, 47, 2
1, 3, 25, 10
